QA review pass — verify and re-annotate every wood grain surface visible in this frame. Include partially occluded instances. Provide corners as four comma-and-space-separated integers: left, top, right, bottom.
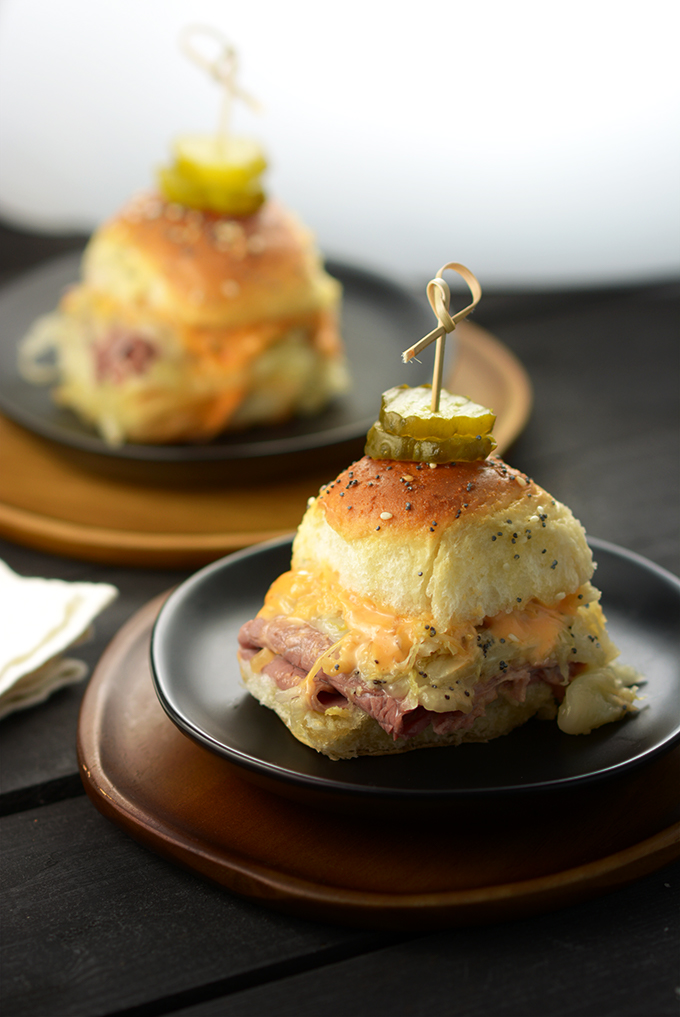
77, 592, 680, 931
0, 321, 531, 567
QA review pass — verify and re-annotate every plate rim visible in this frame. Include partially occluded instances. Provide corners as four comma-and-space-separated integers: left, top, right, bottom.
150, 535, 680, 801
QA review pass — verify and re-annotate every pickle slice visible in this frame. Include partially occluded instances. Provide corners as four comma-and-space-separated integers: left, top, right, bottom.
173, 134, 267, 187
380, 385, 496, 439
365, 420, 497, 463
157, 165, 265, 215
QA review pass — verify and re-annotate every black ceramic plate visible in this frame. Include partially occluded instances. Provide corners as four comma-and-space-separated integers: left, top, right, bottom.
0, 252, 431, 464
150, 536, 680, 802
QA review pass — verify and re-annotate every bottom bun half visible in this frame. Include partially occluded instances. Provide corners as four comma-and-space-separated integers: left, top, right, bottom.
237, 655, 558, 760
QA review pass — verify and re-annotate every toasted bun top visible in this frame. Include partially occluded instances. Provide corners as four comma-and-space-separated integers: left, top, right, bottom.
292, 455, 594, 626
76, 194, 340, 329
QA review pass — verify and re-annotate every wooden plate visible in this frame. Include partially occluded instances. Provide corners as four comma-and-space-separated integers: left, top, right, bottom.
0, 320, 532, 568
77, 593, 680, 931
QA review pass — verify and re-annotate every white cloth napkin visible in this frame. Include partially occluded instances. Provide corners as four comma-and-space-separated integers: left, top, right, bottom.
0, 560, 118, 720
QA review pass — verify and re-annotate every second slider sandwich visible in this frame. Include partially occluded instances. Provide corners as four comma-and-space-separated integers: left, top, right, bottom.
18, 32, 347, 445
19, 197, 345, 445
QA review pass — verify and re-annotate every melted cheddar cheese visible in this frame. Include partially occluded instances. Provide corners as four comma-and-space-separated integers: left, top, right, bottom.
257, 567, 616, 715
483, 592, 583, 665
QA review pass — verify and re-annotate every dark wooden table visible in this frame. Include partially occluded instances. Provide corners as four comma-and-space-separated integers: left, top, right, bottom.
1, 222, 678, 1017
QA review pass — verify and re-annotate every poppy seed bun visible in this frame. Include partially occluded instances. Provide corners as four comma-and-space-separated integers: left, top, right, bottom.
292, 456, 594, 627
79, 195, 341, 330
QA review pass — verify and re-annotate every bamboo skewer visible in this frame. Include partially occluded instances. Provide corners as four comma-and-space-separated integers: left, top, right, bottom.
402, 263, 482, 411
180, 25, 261, 141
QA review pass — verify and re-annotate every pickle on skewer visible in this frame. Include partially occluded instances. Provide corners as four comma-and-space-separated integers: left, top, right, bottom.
160, 32, 269, 216
365, 420, 497, 463
380, 385, 496, 439
173, 134, 267, 188
157, 164, 265, 215
158, 134, 267, 215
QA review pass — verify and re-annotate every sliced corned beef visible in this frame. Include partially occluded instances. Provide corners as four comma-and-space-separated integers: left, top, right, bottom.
237, 616, 571, 741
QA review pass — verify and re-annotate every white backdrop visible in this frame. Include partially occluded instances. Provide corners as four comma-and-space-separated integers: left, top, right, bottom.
0, 0, 678, 288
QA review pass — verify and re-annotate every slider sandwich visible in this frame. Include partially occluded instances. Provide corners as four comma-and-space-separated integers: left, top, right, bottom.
18, 32, 347, 445
19, 197, 345, 445
238, 386, 639, 759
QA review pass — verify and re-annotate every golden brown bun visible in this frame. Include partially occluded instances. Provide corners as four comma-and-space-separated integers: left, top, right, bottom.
292, 456, 595, 626
79, 195, 341, 330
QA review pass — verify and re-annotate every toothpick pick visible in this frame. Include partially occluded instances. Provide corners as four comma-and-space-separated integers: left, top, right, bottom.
402, 263, 482, 411
180, 25, 261, 140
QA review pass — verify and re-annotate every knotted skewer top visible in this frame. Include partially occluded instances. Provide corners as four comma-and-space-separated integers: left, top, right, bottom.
180, 25, 261, 138
401, 263, 482, 411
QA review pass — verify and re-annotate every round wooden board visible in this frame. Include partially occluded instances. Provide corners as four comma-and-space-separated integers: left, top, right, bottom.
0, 321, 531, 568
77, 593, 680, 931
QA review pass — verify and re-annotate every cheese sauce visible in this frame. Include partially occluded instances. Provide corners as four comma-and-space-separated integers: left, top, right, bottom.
260, 566, 447, 676
483, 592, 583, 664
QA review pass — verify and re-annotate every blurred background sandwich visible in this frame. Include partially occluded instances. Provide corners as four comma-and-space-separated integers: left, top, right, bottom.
15, 25, 347, 445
